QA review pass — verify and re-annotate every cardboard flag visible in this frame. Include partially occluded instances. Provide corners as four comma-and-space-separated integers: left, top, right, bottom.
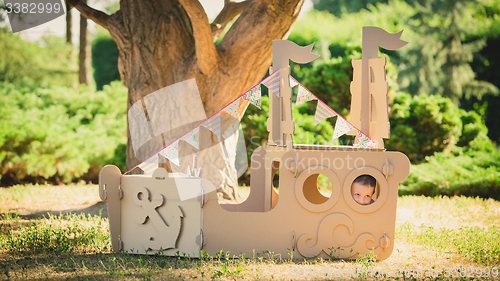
222, 99, 240, 117
260, 70, 281, 98
201, 114, 221, 140
289, 76, 299, 88
315, 100, 337, 125
137, 153, 159, 175
159, 140, 180, 166
332, 117, 355, 139
242, 85, 262, 109
356, 131, 376, 148
181, 126, 200, 149
296, 84, 316, 105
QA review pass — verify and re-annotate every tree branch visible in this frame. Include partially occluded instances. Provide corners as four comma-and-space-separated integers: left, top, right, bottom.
178, 0, 218, 74
65, 0, 110, 30
210, 0, 248, 42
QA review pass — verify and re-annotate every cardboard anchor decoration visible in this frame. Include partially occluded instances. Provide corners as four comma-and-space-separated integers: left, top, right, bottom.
99, 26, 411, 260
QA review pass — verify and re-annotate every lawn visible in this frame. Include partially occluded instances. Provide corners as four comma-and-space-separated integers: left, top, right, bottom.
0, 184, 499, 280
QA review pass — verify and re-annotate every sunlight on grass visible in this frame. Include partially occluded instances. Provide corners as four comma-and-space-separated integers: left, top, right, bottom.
1, 185, 499, 279
0, 184, 100, 213
0, 213, 110, 256
396, 196, 500, 266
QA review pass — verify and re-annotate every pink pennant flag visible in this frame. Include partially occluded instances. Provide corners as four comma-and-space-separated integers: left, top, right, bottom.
356, 131, 376, 148
137, 153, 159, 175
332, 117, 355, 139
260, 70, 281, 98
315, 100, 337, 125
242, 85, 262, 109
222, 99, 240, 117
181, 126, 199, 149
296, 84, 316, 106
201, 114, 221, 140
159, 140, 180, 166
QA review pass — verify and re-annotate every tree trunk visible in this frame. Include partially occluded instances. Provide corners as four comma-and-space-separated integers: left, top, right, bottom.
78, 0, 91, 85
67, 0, 305, 201
66, 2, 72, 44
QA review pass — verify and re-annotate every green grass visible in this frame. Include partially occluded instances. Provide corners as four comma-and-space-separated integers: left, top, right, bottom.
0, 212, 110, 256
396, 196, 500, 266
1, 186, 500, 280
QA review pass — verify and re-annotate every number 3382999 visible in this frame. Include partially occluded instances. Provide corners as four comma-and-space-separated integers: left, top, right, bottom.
5, 3, 62, 14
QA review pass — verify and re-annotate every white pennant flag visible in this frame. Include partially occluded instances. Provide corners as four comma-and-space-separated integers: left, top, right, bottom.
137, 153, 159, 175
159, 140, 180, 166
222, 99, 240, 117
289, 76, 299, 88
181, 126, 200, 149
332, 117, 355, 139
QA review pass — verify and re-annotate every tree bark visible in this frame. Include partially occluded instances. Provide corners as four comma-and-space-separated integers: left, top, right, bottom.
66, 2, 72, 44
78, 0, 91, 85
67, 0, 305, 201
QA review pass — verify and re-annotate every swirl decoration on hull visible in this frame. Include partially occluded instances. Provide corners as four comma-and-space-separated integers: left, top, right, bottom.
296, 213, 389, 258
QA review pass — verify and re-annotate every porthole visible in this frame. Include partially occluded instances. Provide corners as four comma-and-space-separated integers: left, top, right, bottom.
343, 167, 388, 214
295, 166, 341, 213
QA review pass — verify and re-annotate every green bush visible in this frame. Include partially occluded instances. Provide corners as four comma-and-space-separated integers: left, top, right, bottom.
0, 81, 127, 184
400, 149, 500, 200
92, 27, 120, 91
0, 28, 76, 87
386, 92, 462, 163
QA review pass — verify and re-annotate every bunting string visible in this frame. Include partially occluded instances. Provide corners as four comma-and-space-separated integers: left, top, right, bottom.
127, 70, 375, 176
289, 76, 375, 148
124, 70, 281, 175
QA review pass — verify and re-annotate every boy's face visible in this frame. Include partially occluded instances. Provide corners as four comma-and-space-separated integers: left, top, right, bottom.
351, 182, 375, 205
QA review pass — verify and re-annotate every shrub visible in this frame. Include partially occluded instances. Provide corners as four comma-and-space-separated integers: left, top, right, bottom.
92, 27, 120, 91
386, 92, 462, 163
400, 149, 500, 200
0, 28, 76, 87
0, 81, 127, 184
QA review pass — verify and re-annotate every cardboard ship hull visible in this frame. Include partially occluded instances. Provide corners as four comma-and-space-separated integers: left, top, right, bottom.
99, 145, 410, 260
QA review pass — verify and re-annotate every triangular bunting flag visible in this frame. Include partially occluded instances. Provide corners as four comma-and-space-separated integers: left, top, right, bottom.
201, 114, 221, 140
222, 99, 240, 117
242, 85, 262, 109
137, 153, 159, 175
159, 140, 180, 166
181, 126, 199, 149
332, 117, 355, 139
315, 100, 337, 125
356, 131, 376, 148
296, 84, 316, 106
260, 70, 281, 98
289, 76, 299, 88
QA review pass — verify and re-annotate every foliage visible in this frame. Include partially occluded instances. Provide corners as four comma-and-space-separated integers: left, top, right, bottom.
0, 28, 76, 87
92, 27, 120, 90
385, 92, 463, 163
0, 81, 127, 184
291, 0, 500, 104
400, 149, 500, 200
313, 0, 389, 17
397, 0, 500, 103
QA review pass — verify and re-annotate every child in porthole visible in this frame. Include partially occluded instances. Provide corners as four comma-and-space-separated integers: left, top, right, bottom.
351, 174, 376, 205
